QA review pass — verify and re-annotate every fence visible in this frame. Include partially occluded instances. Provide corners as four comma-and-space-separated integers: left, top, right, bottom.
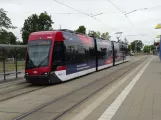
0, 44, 26, 81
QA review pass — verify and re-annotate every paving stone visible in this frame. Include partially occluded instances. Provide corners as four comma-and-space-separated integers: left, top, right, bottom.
112, 115, 126, 120
22, 112, 60, 120
152, 117, 161, 120
127, 110, 140, 117
125, 116, 139, 120
130, 106, 142, 111
153, 105, 161, 111
38, 101, 74, 113
140, 109, 152, 117
111, 57, 161, 120
0, 112, 21, 120
152, 109, 161, 119
139, 116, 152, 120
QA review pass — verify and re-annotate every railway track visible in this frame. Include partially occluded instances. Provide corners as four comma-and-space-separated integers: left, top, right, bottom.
12, 56, 149, 120
0, 80, 47, 102
0, 79, 25, 88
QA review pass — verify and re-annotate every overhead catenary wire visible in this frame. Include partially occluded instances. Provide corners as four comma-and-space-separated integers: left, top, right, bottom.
29, 6, 160, 16
125, 10, 137, 15
53, 0, 114, 30
138, 5, 161, 11
125, 5, 161, 15
108, 0, 135, 28
124, 15, 135, 28
53, 0, 91, 17
108, 0, 123, 14
91, 13, 103, 17
7, 11, 119, 15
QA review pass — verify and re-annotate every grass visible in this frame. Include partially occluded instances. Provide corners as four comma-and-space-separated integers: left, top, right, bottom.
0, 61, 25, 73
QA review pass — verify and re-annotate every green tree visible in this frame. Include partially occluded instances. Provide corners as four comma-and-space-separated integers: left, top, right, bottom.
131, 40, 143, 52
16, 40, 23, 45
101, 32, 110, 40
143, 45, 150, 53
143, 45, 154, 53
21, 12, 54, 44
14, 40, 26, 60
0, 29, 8, 44
88, 30, 101, 38
131, 41, 135, 52
150, 45, 154, 50
0, 29, 16, 44
75, 25, 86, 34
7, 32, 17, 44
0, 8, 15, 29
0, 8, 16, 44
96, 31, 101, 38
128, 45, 131, 52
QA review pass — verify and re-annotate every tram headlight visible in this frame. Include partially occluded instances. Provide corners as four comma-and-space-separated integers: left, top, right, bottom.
42, 72, 49, 75
25, 72, 28, 75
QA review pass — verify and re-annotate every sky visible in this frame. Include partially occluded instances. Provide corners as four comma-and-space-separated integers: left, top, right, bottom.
1, 0, 161, 45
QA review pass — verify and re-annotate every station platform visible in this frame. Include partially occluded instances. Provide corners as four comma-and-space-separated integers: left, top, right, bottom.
67, 56, 160, 120
110, 56, 160, 120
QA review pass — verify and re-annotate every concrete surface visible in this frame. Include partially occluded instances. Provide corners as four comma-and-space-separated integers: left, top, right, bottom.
59, 56, 150, 120
112, 56, 161, 120
0, 56, 146, 120
19, 56, 147, 120
68, 56, 161, 120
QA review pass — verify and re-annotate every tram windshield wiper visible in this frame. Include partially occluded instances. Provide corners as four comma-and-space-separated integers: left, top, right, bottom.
37, 56, 49, 68
28, 58, 36, 68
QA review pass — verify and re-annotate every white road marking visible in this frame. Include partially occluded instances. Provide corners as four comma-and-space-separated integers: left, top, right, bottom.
98, 57, 153, 120
71, 57, 152, 120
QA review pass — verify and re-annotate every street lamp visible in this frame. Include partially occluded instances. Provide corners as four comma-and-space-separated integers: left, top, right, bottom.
135, 40, 138, 53
124, 37, 128, 44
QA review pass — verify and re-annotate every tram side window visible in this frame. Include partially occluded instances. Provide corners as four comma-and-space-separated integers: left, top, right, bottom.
96, 39, 107, 60
124, 45, 129, 55
51, 42, 65, 70
119, 44, 123, 57
65, 41, 87, 64
85, 46, 94, 61
66, 44, 77, 64
76, 43, 86, 63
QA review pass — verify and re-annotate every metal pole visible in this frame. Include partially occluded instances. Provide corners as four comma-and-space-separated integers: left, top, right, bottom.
135, 42, 136, 53
93, 37, 98, 71
2, 48, 6, 80
117, 37, 120, 42
135, 41, 138, 52
15, 48, 18, 78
